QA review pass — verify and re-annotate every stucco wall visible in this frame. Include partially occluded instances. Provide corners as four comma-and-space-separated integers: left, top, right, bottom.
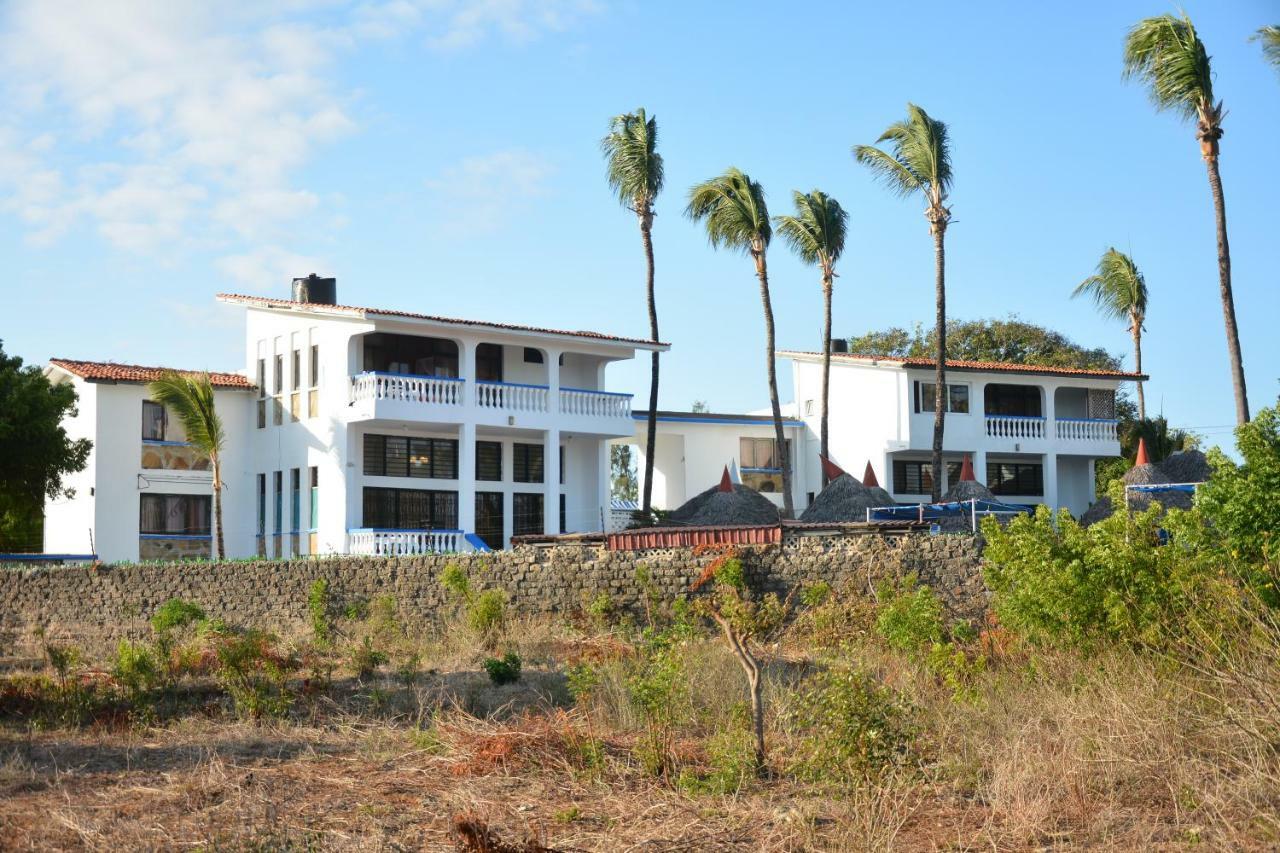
0, 530, 985, 656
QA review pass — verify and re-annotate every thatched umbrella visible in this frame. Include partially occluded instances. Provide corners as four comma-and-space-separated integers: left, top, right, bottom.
800, 473, 880, 522
668, 466, 780, 527
860, 460, 896, 507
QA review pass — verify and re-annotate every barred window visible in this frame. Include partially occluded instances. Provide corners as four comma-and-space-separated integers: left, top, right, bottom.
513, 493, 543, 536
476, 441, 502, 481
893, 460, 935, 495
140, 494, 211, 536
513, 443, 544, 483
986, 463, 1043, 496
363, 434, 458, 479
362, 487, 458, 530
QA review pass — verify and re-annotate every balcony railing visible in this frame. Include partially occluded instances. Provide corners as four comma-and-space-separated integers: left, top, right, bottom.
477, 380, 549, 412
985, 415, 1046, 439
348, 528, 471, 555
1056, 417, 1119, 442
559, 387, 632, 418
350, 372, 463, 406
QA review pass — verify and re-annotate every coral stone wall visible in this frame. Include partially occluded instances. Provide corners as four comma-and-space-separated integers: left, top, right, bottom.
0, 530, 985, 657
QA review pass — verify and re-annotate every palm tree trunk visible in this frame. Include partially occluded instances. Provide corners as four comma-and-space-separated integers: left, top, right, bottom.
1203, 150, 1249, 425
820, 275, 833, 489
640, 218, 660, 516
1131, 322, 1145, 421
930, 225, 947, 503
755, 251, 794, 518
211, 455, 225, 560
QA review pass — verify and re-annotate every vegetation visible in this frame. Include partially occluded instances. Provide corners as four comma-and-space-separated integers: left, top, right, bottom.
0, 341, 92, 553
686, 168, 794, 517
609, 444, 637, 503
147, 370, 228, 558
602, 108, 664, 516
1074, 248, 1149, 417
774, 190, 848, 486
854, 103, 954, 502
1256, 25, 1280, 74
1124, 12, 1249, 425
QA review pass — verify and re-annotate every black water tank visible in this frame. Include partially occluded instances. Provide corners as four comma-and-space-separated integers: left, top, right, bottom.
292, 274, 337, 305
831, 339, 849, 353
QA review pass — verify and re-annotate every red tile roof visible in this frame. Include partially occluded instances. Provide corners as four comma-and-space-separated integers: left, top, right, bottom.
216, 293, 670, 349
779, 350, 1146, 381
49, 359, 254, 389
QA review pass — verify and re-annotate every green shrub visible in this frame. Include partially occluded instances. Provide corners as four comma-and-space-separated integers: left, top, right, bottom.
211, 628, 298, 719
586, 592, 616, 627
677, 706, 757, 795
875, 576, 945, 655
925, 641, 987, 702
482, 652, 522, 685
349, 636, 389, 679
626, 631, 687, 777
111, 639, 160, 705
307, 579, 333, 646
467, 589, 506, 635
151, 599, 206, 634
800, 580, 832, 607
440, 563, 471, 600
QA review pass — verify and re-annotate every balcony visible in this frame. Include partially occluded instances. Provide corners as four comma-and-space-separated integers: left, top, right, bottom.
985, 415, 1046, 439
1056, 417, 1119, 442
348, 528, 476, 555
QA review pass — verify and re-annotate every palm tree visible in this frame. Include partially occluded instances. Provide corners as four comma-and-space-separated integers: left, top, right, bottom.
686, 168, 794, 517
774, 190, 848, 486
1124, 13, 1249, 425
602, 108, 665, 518
1255, 26, 1280, 74
1074, 248, 1150, 418
148, 371, 227, 559
854, 104, 953, 502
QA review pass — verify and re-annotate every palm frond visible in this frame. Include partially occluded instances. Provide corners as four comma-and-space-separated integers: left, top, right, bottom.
854, 103, 951, 202
1254, 25, 1280, 74
1073, 248, 1148, 326
773, 189, 847, 267
601, 108, 664, 210
684, 167, 770, 254
1123, 13, 1217, 124
148, 371, 225, 458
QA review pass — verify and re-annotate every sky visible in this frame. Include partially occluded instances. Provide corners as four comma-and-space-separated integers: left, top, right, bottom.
1, 0, 1277, 452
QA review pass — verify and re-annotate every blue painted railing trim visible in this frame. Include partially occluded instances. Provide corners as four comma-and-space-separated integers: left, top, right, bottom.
142, 439, 194, 447
741, 467, 784, 474
632, 413, 806, 428
361, 371, 465, 383
463, 533, 494, 552
139, 534, 212, 540
348, 528, 465, 535
0, 553, 97, 561
983, 414, 1046, 421
1056, 417, 1119, 424
475, 380, 548, 390
559, 386, 633, 398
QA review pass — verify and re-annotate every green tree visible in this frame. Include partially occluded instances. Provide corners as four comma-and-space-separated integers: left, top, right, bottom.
147, 371, 227, 558
774, 190, 848, 486
0, 343, 92, 552
602, 108, 665, 516
854, 104, 954, 501
1124, 13, 1249, 425
610, 444, 638, 503
1074, 248, 1150, 418
1254, 26, 1280, 75
686, 168, 794, 517
690, 399, 709, 413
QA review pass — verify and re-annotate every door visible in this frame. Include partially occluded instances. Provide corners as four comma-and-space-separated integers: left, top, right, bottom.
475, 491, 504, 550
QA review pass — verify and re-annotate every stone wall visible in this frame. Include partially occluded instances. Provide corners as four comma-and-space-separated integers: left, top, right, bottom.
0, 530, 985, 657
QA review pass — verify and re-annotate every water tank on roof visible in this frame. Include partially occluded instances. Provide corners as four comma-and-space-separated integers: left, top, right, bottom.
292, 274, 337, 305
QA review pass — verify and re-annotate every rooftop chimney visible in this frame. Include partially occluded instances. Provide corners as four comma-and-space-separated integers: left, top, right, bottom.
292, 274, 337, 305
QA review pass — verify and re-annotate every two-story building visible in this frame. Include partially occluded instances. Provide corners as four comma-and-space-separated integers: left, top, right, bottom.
43, 276, 666, 562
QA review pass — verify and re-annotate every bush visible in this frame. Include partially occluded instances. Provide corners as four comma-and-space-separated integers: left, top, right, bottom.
482, 652, 522, 686
211, 628, 298, 719
440, 563, 471, 600
467, 589, 506, 635
626, 631, 688, 777
875, 576, 945, 655
111, 640, 160, 706
349, 636, 389, 679
151, 599, 206, 634
307, 579, 333, 646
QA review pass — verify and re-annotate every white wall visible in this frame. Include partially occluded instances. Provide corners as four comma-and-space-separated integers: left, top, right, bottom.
42, 378, 97, 556
792, 359, 907, 490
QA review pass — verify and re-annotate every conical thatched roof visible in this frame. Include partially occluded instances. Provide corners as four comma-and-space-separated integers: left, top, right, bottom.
668, 483, 780, 527
943, 479, 997, 504
1159, 449, 1212, 484
801, 474, 881, 522
1081, 455, 1205, 526
867, 485, 896, 507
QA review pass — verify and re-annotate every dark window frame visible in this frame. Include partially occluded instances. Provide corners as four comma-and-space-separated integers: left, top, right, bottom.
139, 493, 211, 536
513, 492, 543, 537
142, 400, 167, 441
739, 437, 790, 471
476, 440, 503, 481
513, 442, 544, 484
892, 460, 936, 495
986, 462, 1044, 497
914, 381, 970, 414
363, 434, 459, 480
361, 487, 459, 530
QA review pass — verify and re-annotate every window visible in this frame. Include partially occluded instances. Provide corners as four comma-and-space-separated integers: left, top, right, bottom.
291, 349, 301, 391
142, 401, 167, 441
513, 493, 543, 536
289, 349, 301, 421
893, 460, 935, 495
560, 493, 566, 534
513, 443, 544, 483
739, 437, 790, 470
256, 357, 266, 391
559, 448, 565, 485
914, 381, 970, 414
308, 344, 320, 418
523, 347, 544, 364
362, 333, 459, 377
476, 343, 503, 381
140, 494, 211, 536
984, 384, 1042, 417
272, 471, 282, 558
986, 462, 1044, 496
363, 434, 459, 479
273, 354, 283, 395
256, 474, 266, 536
476, 441, 502, 481
362, 487, 459, 530
273, 397, 284, 426
804, 399, 814, 416
475, 492, 504, 550
309, 466, 319, 530
290, 468, 301, 533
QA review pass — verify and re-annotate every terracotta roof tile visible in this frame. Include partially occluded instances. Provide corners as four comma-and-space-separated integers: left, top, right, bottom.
216, 293, 670, 349
779, 350, 1146, 381
49, 359, 254, 389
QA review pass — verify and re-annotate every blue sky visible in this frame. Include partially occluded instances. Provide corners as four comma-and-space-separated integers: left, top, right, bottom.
1, 0, 1276, 451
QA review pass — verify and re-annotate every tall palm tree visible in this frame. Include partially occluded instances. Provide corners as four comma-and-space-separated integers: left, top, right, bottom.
1124, 13, 1249, 425
686, 168, 794, 517
148, 371, 227, 559
854, 104, 953, 502
1074, 248, 1150, 418
602, 108, 665, 518
774, 190, 848, 486
1254, 26, 1280, 74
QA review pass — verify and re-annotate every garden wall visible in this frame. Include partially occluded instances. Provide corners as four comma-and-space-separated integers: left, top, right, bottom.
0, 530, 985, 657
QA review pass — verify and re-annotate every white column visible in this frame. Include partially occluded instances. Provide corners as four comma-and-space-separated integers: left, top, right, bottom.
1043, 451, 1059, 512
544, 428, 561, 535
546, 347, 560, 412
460, 340, 476, 407
1043, 383, 1056, 433
597, 439, 610, 533
972, 449, 988, 485
458, 422, 476, 537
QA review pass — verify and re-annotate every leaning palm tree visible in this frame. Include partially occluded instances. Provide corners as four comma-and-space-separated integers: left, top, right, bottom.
686, 168, 794, 517
602, 108, 664, 518
148, 371, 227, 559
774, 190, 848, 486
1255, 26, 1280, 74
854, 104, 953, 501
1124, 13, 1249, 425
1074, 248, 1150, 418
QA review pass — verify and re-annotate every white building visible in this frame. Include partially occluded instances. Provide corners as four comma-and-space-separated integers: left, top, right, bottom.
43, 277, 666, 562
630, 350, 1141, 519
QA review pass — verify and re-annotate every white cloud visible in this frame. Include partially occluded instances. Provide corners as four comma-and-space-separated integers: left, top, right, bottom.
420, 0, 601, 51
425, 148, 555, 234
218, 246, 333, 293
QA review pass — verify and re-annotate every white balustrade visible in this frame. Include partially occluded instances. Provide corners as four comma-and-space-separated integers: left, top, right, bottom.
1056, 418, 1119, 442
348, 529, 467, 555
559, 387, 632, 419
476, 381, 549, 413
985, 415, 1046, 439
349, 372, 463, 406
